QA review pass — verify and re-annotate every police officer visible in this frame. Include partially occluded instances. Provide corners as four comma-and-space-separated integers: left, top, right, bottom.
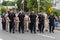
5, 11, 10, 32
14, 10, 19, 32
38, 11, 45, 33
48, 13, 56, 33
1, 13, 6, 30
29, 10, 37, 33
8, 10, 15, 33
24, 13, 29, 32
18, 9, 25, 33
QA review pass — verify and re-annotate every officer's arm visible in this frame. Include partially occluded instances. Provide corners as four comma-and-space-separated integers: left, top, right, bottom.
29, 15, 31, 23
8, 14, 10, 18
0, 14, 3, 20
18, 14, 19, 17
37, 16, 39, 23
44, 16, 45, 21
55, 15, 58, 21
36, 15, 38, 22
48, 16, 50, 19
22, 14, 25, 18
36, 15, 37, 20
29, 17, 31, 23
45, 15, 48, 20
0, 15, 2, 20
8, 14, 11, 21
1, 14, 3, 18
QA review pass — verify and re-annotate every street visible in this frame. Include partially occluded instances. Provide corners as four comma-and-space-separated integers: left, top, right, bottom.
0, 21, 60, 40
0, 0, 60, 40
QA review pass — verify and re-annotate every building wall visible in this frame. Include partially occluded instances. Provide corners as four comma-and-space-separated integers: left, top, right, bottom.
51, 0, 60, 10
0, 0, 3, 3
0, 0, 15, 3
5, 0, 15, 2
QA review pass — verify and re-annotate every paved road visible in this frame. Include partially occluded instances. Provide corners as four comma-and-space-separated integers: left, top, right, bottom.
0, 21, 60, 40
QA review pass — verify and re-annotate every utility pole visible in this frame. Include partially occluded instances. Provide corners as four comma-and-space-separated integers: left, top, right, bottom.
21, 0, 24, 12
37, 0, 40, 12
14, 0, 17, 11
0, 5, 1, 15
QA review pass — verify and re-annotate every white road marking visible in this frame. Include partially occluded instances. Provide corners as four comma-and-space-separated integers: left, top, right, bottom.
37, 34, 55, 39
55, 30, 60, 32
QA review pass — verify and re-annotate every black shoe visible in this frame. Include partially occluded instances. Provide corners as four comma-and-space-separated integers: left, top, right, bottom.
27, 30, 29, 32
39, 31, 42, 33
19, 31, 21, 33
52, 31, 54, 33
9, 32, 11, 33
30, 30, 32, 33
37, 30, 39, 32
6, 31, 8, 32
34, 32, 36, 34
22, 32, 24, 34
49, 31, 51, 33
30, 31, 32, 33
19, 32, 20, 33
40, 32, 41, 33
42, 31, 44, 33
13, 32, 15, 34
45, 30, 48, 32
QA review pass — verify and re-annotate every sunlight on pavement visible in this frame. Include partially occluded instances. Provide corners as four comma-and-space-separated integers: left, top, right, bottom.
37, 34, 55, 40
0, 38, 3, 40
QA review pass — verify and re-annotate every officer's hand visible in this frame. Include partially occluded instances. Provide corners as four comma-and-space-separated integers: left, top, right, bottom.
0, 18, 2, 20
9, 20, 11, 21
19, 21, 20, 22
29, 21, 31, 23
38, 22, 39, 24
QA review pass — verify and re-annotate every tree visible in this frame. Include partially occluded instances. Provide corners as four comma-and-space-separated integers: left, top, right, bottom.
16, 0, 22, 10
26, 0, 38, 13
2, 1, 15, 6
2, 1, 8, 6
7, 1, 15, 6
39, 0, 52, 11
1, 6, 6, 14
16, 0, 52, 13
26, 0, 32, 11
53, 9, 60, 17
38, 0, 52, 15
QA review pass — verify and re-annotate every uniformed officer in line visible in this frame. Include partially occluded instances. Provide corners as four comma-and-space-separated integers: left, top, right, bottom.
48, 13, 57, 33
18, 9, 25, 33
24, 13, 29, 32
38, 11, 45, 33
8, 10, 15, 33
5, 11, 10, 32
1, 13, 6, 30
14, 10, 19, 32
29, 10, 37, 33
42, 12, 49, 32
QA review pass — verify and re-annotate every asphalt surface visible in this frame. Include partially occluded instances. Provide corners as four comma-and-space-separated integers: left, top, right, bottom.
0, 17, 60, 40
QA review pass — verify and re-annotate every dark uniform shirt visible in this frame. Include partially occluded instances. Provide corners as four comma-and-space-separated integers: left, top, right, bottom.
1, 13, 6, 22
38, 14, 45, 23
18, 13, 25, 22
48, 15, 55, 23
29, 13, 37, 23
8, 13, 15, 22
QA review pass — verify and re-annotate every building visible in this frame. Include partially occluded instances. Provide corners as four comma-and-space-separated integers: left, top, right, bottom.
0, 0, 3, 3
0, 0, 15, 3
0, 0, 17, 10
51, 0, 60, 10
4, 0, 15, 2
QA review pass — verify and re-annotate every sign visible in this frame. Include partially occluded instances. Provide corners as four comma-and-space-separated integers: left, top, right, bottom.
48, 7, 53, 13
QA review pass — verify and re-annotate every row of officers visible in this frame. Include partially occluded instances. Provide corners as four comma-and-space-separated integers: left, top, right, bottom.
1, 9, 58, 34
